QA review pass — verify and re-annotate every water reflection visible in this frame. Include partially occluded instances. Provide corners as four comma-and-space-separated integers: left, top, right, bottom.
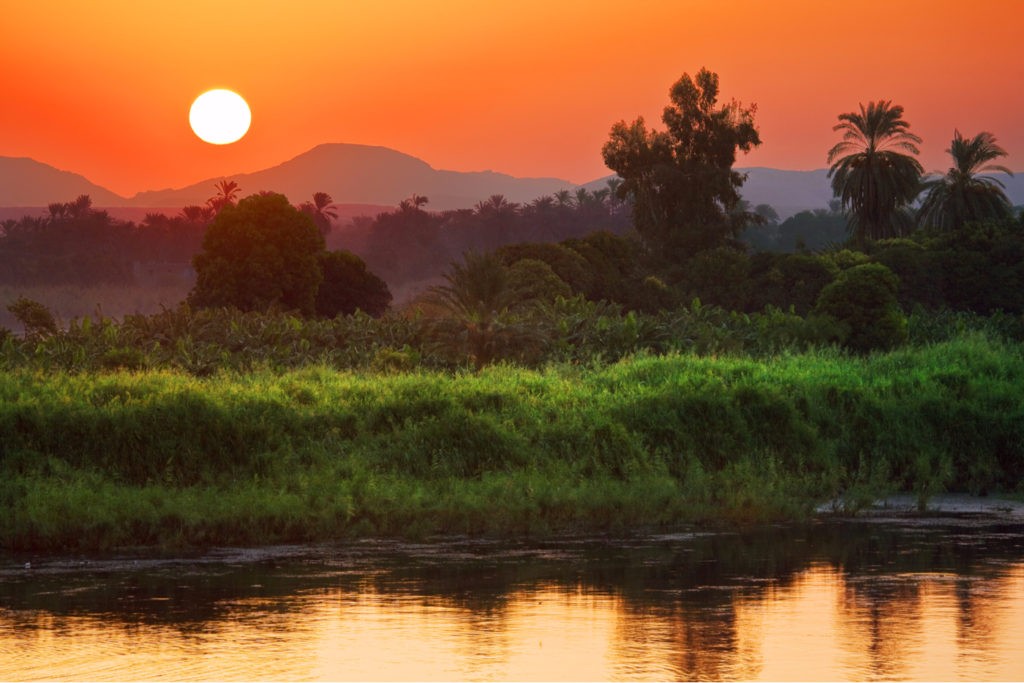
2, 520, 1023, 680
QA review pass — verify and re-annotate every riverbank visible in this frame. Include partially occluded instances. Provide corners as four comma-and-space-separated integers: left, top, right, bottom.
2, 333, 1023, 552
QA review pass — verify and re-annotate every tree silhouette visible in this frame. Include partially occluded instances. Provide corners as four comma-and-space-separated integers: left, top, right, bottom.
602, 68, 761, 259
827, 101, 923, 245
207, 180, 241, 214
300, 191, 339, 235
180, 205, 214, 223
918, 130, 1015, 231
399, 194, 429, 212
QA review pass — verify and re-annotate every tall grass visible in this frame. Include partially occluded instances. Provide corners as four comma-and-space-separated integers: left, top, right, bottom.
3, 332, 1022, 551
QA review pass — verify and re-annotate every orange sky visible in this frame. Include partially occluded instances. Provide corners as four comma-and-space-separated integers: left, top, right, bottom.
2, 0, 1022, 198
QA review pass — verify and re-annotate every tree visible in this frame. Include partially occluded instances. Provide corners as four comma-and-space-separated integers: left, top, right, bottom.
207, 180, 241, 214
602, 68, 761, 258
299, 191, 339, 236
426, 251, 518, 368
812, 263, 907, 353
399, 194, 429, 212
827, 101, 923, 245
188, 193, 325, 315
918, 130, 1015, 231
315, 250, 392, 318
180, 205, 214, 223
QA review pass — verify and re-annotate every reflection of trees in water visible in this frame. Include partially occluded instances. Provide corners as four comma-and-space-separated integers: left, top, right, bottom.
2, 521, 1022, 675
838, 575, 924, 679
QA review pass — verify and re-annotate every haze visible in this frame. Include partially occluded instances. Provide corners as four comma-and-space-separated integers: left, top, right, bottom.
2, 0, 1021, 197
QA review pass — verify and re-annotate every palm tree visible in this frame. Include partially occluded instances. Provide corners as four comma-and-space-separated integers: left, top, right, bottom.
300, 191, 339, 235
180, 205, 214, 222
65, 194, 93, 219
474, 194, 518, 218
398, 193, 429, 212
917, 130, 1014, 231
827, 101, 923, 245
427, 251, 516, 369
207, 180, 240, 213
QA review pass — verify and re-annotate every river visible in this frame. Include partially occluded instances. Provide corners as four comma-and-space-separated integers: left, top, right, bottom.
3, 503, 1024, 680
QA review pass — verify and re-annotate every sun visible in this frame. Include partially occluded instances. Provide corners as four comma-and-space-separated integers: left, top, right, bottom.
189, 89, 251, 145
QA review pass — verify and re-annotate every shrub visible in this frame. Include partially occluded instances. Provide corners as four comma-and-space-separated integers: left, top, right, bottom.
813, 263, 907, 353
315, 250, 392, 318
6, 297, 58, 339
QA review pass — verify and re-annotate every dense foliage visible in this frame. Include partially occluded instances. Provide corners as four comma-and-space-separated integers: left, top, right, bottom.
188, 193, 326, 315
2, 334, 1022, 551
0, 196, 206, 286
827, 100, 924, 244
918, 130, 1015, 231
602, 68, 761, 259
315, 250, 392, 318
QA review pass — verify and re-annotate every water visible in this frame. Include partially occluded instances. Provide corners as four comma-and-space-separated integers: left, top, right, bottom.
3, 515, 1024, 681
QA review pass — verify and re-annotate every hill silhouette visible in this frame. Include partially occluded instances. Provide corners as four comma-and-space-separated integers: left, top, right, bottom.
127, 143, 578, 210
3, 145, 1021, 218
0, 157, 125, 206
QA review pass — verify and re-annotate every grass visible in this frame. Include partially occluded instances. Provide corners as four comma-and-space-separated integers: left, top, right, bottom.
2, 332, 1022, 551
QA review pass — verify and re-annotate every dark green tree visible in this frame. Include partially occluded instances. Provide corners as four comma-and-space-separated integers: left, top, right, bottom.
315, 250, 392, 318
918, 130, 1014, 231
813, 263, 907, 352
602, 67, 761, 258
188, 193, 325, 315
426, 251, 520, 369
827, 101, 923, 245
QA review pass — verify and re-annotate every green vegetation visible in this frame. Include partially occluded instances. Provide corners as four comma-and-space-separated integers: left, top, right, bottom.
2, 69, 1022, 553
602, 67, 761, 259
3, 332, 1021, 552
827, 100, 924, 244
918, 130, 1015, 231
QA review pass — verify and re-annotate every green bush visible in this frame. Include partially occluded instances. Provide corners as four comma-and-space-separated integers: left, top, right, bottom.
813, 263, 907, 353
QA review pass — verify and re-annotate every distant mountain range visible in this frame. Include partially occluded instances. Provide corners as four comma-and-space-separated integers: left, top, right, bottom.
2, 143, 1022, 220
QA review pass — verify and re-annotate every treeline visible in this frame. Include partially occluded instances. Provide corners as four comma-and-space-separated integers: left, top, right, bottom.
336, 188, 630, 291
0, 185, 630, 295
0, 195, 206, 285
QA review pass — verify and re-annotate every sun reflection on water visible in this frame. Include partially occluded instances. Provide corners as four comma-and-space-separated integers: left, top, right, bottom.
2, 554, 1023, 680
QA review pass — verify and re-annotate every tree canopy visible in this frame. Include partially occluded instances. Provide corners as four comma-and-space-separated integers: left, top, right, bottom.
188, 193, 325, 315
918, 130, 1015, 231
602, 68, 761, 259
827, 101, 923, 244
315, 249, 392, 318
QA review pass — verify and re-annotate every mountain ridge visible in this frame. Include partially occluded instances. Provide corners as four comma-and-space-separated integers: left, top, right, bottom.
3, 144, 1022, 219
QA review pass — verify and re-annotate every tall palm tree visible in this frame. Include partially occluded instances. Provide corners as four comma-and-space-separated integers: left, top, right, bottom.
827, 101, 923, 244
917, 130, 1014, 231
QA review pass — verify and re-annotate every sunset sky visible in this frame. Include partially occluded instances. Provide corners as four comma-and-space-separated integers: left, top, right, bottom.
2, 0, 1022, 198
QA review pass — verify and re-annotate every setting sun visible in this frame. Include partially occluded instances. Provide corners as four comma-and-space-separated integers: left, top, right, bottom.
189, 89, 251, 145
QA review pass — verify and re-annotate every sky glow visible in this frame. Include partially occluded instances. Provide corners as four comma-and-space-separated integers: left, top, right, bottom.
2, 0, 1021, 197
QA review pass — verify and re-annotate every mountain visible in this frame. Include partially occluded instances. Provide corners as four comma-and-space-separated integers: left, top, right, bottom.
0, 157, 126, 206
128, 143, 578, 210
3, 146, 1022, 219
